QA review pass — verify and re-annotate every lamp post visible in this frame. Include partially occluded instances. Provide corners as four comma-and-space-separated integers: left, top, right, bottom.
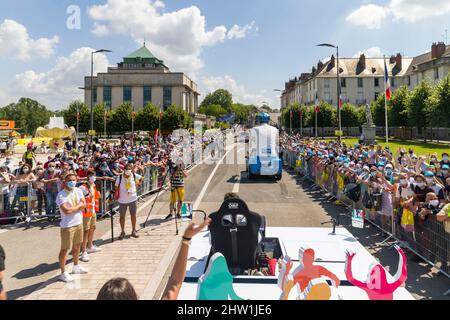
90, 49, 112, 141
317, 43, 341, 142
77, 87, 86, 144
273, 89, 285, 130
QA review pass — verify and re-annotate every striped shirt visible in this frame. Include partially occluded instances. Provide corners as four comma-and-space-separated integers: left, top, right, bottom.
170, 168, 185, 188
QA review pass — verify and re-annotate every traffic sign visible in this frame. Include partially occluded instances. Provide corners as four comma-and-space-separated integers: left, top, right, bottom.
88, 130, 96, 136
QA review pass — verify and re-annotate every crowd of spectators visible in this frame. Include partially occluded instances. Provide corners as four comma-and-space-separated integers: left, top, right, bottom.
281, 133, 450, 270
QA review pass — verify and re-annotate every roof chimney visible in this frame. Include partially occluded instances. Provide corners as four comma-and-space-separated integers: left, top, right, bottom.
358, 54, 366, 69
435, 42, 446, 59
431, 42, 438, 59
317, 60, 324, 70
329, 55, 335, 68
389, 55, 396, 64
395, 53, 402, 70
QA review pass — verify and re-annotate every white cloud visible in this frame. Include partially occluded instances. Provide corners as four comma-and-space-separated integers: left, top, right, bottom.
353, 46, 384, 58
200, 75, 277, 107
87, 0, 256, 74
345, 4, 390, 29
346, 0, 450, 29
0, 47, 110, 109
227, 21, 258, 39
0, 19, 59, 60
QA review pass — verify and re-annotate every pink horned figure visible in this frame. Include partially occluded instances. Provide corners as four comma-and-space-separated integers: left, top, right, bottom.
345, 245, 407, 300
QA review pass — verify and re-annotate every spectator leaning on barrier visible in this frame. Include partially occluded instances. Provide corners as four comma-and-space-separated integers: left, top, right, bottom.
56, 173, 88, 283
0, 166, 14, 214
115, 163, 143, 240
79, 170, 102, 263
41, 162, 61, 220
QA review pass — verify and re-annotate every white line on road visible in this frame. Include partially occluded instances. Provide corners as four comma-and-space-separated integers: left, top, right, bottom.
193, 145, 236, 210
232, 175, 240, 194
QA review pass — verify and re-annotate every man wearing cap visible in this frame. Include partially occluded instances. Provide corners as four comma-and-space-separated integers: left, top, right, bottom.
424, 171, 445, 204
437, 164, 449, 188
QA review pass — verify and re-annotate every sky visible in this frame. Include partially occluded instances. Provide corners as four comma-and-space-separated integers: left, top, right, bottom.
0, 0, 449, 110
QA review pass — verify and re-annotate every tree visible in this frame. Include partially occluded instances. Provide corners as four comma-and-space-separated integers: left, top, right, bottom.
427, 74, 450, 128
161, 105, 191, 132
62, 101, 89, 133
407, 80, 433, 140
371, 94, 387, 127
199, 104, 227, 118
110, 103, 132, 133
388, 86, 410, 127
427, 75, 450, 141
231, 103, 253, 124
135, 103, 159, 131
200, 89, 233, 113
2, 98, 54, 135
340, 103, 360, 128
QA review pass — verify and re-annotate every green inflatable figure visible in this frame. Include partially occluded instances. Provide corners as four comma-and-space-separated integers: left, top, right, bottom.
196, 253, 245, 300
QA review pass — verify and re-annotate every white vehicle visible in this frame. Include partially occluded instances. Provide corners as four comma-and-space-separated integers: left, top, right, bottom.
247, 113, 282, 180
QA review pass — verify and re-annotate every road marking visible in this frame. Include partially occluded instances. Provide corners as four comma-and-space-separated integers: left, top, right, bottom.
193, 145, 235, 210
232, 176, 240, 194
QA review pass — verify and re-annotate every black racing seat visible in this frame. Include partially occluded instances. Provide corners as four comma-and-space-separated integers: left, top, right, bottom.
208, 198, 263, 274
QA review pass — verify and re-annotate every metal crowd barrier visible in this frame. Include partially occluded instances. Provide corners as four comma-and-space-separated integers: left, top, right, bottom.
282, 148, 450, 289
0, 146, 206, 227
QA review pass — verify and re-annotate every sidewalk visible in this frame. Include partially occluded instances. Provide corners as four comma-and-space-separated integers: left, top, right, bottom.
23, 199, 188, 300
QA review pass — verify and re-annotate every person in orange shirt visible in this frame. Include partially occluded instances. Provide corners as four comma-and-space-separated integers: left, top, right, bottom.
79, 170, 102, 262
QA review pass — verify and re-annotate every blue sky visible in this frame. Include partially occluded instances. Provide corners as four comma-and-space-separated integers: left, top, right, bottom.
0, 0, 449, 110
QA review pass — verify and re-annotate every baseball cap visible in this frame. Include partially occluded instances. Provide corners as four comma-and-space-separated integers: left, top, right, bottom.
424, 171, 435, 177
442, 164, 449, 170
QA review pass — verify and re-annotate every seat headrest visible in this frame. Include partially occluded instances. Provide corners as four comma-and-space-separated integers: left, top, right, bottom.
218, 198, 250, 217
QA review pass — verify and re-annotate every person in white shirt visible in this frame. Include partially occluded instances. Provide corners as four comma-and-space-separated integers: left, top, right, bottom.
56, 173, 88, 282
0, 141, 7, 158
115, 163, 143, 240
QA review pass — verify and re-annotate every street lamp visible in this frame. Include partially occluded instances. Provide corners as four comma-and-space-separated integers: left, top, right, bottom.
317, 43, 341, 142
77, 87, 86, 144
90, 49, 112, 140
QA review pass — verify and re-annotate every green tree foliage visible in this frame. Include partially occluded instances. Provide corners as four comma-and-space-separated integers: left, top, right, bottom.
427, 74, 450, 128
161, 105, 191, 131
1, 98, 54, 135
340, 103, 360, 128
388, 86, 410, 127
135, 103, 159, 131
371, 93, 386, 127
231, 103, 253, 124
407, 80, 433, 133
110, 102, 132, 133
62, 101, 90, 133
198, 104, 227, 118
200, 89, 233, 113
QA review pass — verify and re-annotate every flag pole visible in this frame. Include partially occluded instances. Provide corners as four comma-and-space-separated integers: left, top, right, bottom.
290, 106, 292, 134
384, 55, 389, 147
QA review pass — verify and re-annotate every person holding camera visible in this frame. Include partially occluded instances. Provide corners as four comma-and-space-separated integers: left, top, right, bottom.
165, 159, 187, 220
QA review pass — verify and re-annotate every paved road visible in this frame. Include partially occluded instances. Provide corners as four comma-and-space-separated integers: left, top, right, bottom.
1, 143, 449, 300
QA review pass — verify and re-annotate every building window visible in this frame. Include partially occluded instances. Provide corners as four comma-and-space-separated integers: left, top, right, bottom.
407, 76, 411, 86
434, 68, 439, 80
163, 86, 172, 110
93, 88, 97, 104
341, 78, 346, 88
123, 86, 132, 102
324, 78, 330, 89
143, 86, 152, 106
103, 86, 112, 109
357, 78, 363, 88
391, 77, 395, 87
374, 78, 380, 87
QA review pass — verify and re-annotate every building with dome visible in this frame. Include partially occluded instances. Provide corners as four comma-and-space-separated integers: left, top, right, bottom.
84, 44, 199, 114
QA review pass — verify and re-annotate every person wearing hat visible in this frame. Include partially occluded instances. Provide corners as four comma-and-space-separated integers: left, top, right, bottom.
437, 164, 449, 188
424, 171, 445, 204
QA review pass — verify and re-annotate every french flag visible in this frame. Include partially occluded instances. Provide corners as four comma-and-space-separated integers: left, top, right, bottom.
384, 59, 391, 101
315, 92, 319, 113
